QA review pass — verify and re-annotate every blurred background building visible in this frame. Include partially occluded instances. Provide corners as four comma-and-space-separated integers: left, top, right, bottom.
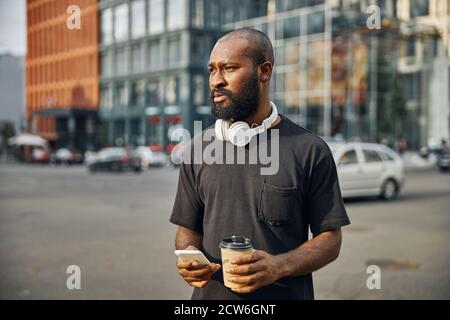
0, 54, 25, 137
26, 0, 99, 152
24, 0, 450, 152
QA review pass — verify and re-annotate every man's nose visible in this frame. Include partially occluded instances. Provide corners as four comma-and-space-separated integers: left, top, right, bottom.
210, 71, 227, 90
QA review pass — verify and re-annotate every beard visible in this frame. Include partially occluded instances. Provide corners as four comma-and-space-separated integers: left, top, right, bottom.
209, 72, 260, 121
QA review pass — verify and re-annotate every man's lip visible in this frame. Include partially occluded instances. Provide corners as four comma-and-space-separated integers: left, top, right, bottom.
213, 95, 227, 103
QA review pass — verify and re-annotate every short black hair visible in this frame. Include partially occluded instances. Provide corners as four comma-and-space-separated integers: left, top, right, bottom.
217, 27, 274, 66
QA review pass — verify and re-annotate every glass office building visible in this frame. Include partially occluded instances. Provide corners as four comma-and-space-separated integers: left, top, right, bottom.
98, 0, 267, 151
99, 0, 449, 151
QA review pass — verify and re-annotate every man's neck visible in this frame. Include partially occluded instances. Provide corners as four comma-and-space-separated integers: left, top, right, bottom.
244, 100, 272, 127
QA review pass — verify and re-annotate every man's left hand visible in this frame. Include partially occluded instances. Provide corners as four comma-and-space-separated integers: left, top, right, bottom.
226, 250, 282, 294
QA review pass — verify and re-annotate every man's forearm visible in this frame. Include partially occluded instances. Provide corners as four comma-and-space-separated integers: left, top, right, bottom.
276, 228, 342, 278
175, 226, 203, 250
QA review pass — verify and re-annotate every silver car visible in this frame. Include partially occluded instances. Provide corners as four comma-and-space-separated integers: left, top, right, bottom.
329, 142, 405, 200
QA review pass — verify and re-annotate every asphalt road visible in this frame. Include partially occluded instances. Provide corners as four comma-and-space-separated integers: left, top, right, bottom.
0, 163, 449, 299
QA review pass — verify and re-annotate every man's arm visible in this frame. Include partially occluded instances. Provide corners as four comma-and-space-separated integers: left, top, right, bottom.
175, 226, 221, 288
277, 228, 342, 277
175, 226, 203, 250
226, 228, 342, 293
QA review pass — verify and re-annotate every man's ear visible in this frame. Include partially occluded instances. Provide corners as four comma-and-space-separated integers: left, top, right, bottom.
259, 61, 273, 83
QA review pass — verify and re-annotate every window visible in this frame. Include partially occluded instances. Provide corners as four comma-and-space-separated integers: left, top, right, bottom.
306, 96, 324, 135
149, 0, 164, 35
193, 75, 205, 105
114, 83, 128, 107
168, 37, 181, 68
307, 10, 325, 35
114, 3, 129, 41
379, 150, 395, 161
283, 16, 300, 39
101, 51, 113, 76
191, 0, 204, 27
130, 80, 146, 107
131, 44, 144, 73
168, 0, 186, 30
406, 37, 415, 57
101, 8, 113, 44
285, 41, 300, 65
223, 1, 234, 24
100, 86, 112, 109
131, 0, 146, 38
115, 48, 128, 75
410, 0, 429, 17
206, 0, 219, 28
363, 149, 382, 163
146, 80, 162, 106
191, 36, 205, 65
276, 0, 323, 12
339, 150, 358, 165
148, 40, 161, 71
166, 76, 179, 105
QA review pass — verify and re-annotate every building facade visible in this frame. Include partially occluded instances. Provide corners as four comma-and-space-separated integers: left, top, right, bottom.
98, 0, 449, 151
98, 0, 267, 151
0, 54, 25, 134
26, 0, 99, 151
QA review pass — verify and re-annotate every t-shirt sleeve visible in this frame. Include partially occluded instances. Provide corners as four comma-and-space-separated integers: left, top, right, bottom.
169, 161, 204, 233
305, 144, 350, 235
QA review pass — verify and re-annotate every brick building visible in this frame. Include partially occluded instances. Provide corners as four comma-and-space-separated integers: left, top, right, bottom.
26, 0, 99, 151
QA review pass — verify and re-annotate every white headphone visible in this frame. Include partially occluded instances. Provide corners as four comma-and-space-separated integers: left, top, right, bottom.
214, 102, 278, 147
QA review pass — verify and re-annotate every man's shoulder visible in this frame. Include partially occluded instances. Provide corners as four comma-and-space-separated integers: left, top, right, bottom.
279, 114, 331, 155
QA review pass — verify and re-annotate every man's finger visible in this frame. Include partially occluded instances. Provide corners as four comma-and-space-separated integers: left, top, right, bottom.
231, 251, 263, 265
231, 284, 259, 294
228, 272, 263, 285
179, 265, 216, 278
226, 262, 263, 275
177, 259, 209, 270
191, 280, 208, 288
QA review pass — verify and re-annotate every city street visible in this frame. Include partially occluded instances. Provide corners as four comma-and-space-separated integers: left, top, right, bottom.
0, 164, 449, 299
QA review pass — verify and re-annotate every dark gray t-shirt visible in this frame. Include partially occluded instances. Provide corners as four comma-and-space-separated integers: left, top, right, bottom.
170, 114, 350, 300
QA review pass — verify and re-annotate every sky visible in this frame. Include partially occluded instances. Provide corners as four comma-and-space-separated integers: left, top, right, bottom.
0, 0, 26, 56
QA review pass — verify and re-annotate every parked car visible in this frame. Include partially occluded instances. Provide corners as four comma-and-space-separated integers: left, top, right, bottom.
329, 142, 405, 200
50, 148, 83, 165
436, 146, 450, 172
135, 146, 167, 168
87, 147, 142, 173
31, 147, 50, 164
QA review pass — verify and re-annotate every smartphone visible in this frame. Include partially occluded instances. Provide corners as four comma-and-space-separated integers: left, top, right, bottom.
174, 249, 211, 265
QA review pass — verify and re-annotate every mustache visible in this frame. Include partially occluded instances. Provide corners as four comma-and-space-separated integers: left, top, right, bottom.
210, 88, 233, 98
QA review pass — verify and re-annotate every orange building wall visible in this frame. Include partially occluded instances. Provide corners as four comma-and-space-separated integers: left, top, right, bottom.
26, 0, 98, 141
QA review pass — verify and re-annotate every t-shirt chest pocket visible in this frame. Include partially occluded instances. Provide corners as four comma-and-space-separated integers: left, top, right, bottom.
257, 182, 300, 226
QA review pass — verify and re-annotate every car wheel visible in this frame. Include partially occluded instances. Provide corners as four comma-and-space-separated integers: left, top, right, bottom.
380, 179, 398, 200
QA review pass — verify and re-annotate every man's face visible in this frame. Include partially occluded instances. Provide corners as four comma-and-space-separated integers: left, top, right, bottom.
208, 38, 260, 121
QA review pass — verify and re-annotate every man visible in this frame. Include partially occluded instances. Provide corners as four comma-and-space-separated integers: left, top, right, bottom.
170, 28, 350, 300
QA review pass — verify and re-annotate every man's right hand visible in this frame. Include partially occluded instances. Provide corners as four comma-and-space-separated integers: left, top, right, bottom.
177, 258, 221, 288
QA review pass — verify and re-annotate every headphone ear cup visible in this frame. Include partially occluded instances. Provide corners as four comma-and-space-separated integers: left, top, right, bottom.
215, 119, 229, 141
228, 121, 254, 147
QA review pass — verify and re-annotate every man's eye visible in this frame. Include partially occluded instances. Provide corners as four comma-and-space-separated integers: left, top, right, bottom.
224, 66, 235, 71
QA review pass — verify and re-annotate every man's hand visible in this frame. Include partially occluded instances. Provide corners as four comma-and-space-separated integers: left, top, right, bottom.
226, 250, 282, 294
177, 258, 221, 288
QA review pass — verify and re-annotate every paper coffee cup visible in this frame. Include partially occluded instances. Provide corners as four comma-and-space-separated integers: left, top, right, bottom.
220, 235, 254, 289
